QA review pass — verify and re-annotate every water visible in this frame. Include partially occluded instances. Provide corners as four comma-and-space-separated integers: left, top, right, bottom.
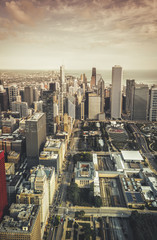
0, 69, 157, 86
66, 69, 157, 86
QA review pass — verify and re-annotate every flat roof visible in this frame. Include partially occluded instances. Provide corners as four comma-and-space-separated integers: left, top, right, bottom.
125, 192, 144, 204
121, 151, 144, 161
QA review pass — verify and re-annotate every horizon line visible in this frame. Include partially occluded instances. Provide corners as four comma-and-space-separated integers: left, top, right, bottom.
0, 68, 157, 71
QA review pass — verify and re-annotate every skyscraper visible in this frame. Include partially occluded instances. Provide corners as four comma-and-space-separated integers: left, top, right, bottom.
42, 90, 54, 135
65, 95, 75, 120
12, 102, 29, 117
149, 85, 157, 121
8, 85, 18, 109
26, 113, 46, 168
111, 65, 122, 119
92, 67, 96, 78
132, 84, 149, 121
0, 86, 8, 111
98, 78, 105, 113
60, 65, 65, 84
24, 86, 33, 107
33, 87, 39, 102
126, 79, 135, 119
88, 93, 100, 119
91, 67, 96, 88
58, 92, 64, 117
0, 151, 8, 219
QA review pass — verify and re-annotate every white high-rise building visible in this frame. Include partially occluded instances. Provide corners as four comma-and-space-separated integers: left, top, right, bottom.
111, 65, 122, 119
53, 102, 58, 119
149, 85, 157, 121
60, 65, 65, 83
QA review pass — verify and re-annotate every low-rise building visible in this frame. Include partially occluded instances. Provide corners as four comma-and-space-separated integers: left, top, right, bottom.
7, 151, 20, 165
121, 150, 144, 162
147, 176, 157, 197
6, 171, 24, 205
74, 162, 95, 188
0, 204, 41, 240
39, 151, 58, 173
5, 162, 15, 175
120, 176, 145, 208
44, 138, 65, 173
141, 186, 155, 203
16, 165, 55, 237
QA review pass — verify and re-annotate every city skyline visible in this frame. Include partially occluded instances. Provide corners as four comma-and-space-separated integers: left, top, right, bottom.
0, 0, 157, 70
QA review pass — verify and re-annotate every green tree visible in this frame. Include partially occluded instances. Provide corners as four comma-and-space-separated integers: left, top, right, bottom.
67, 182, 80, 205
83, 224, 93, 240
80, 210, 85, 217
94, 196, 102, 207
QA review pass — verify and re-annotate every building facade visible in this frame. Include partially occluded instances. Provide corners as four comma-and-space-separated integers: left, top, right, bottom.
149, 85, 157, 121
42, 90, 54, 135
126, 79, 135, 119
0, 151, 8, 219
111, 65, 122, 119
132, 84, 149, 120
26, 113, 46, 167
0, 204, 41, 240
24, 86, 33, 107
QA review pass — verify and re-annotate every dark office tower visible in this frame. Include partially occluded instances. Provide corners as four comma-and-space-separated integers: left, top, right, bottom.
33, 87, 39, 102
82, 74, 87, 89
24, 86, 33, 107
42, 90, 54, 135
126, 79, 135, 119
92, 67, 96, 77
26, 113, 46, 168
85, 91, 92, 119
0, 151, 8, 219
0, 88, 8, 111
149, 85, 157, 121
91, 67, 96, 88
49, 82, 56, 92
19, 89, 24, 102
98, 78, 105, 113
132, 84, 149, 121
65, 95, 75, 120
0, 79, 4, 85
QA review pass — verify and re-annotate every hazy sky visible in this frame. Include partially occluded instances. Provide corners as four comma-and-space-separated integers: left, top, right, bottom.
0, 0, 157, 70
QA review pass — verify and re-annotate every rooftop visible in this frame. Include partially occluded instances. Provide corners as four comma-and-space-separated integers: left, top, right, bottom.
0, 204, 40, 233
75, 162, 95, 180
44, 138, 62, 150
39, 151, 58, 160
121, 150, 144, 162
27, 112, 44, 122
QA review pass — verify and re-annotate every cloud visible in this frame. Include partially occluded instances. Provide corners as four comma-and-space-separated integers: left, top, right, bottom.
6, 1, 33, 25
5, 0, 45, 26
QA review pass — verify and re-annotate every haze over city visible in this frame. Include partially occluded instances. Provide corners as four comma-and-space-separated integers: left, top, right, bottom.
0, 0, 157, 70
1, 1, 157, 240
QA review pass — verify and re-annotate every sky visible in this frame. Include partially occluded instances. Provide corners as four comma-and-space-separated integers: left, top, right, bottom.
0, 0, 157, 70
